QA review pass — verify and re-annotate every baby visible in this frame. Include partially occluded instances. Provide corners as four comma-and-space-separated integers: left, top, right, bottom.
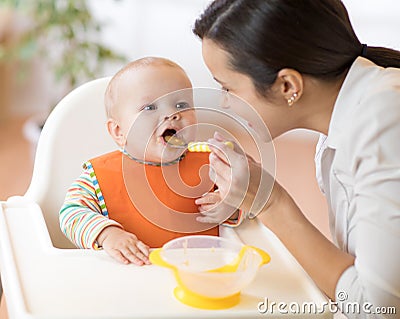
59, 57, 244, 265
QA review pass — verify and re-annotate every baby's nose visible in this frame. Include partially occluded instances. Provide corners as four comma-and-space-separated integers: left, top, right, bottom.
164, 113, 181, 121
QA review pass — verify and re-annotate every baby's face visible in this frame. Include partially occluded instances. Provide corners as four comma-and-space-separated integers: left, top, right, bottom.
116, 65, 196, 162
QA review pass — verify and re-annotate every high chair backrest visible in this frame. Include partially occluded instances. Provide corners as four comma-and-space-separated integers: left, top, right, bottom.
25, 77, 114, 248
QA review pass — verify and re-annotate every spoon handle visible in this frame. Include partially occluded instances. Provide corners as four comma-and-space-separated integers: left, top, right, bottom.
188, 141, 234, 152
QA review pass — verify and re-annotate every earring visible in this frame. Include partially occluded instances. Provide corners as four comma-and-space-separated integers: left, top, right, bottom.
287, 92, 298, 107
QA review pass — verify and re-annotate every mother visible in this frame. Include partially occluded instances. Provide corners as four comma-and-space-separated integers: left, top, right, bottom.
193, 0, 400, 316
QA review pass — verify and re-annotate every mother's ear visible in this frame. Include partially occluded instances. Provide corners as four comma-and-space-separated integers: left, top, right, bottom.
106, 118, 126, 148
276, 68, 303, 106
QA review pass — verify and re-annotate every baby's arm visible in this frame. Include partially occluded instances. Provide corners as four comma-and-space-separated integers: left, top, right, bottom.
59, 170, 122, 249
59, 170, 149, 265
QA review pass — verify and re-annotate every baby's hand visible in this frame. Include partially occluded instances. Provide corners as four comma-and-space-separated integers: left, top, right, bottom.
195, 191, 238, 224
97, 226, 150, 265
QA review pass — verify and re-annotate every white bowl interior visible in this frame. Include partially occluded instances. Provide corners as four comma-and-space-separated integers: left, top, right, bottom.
160, 235, 263, 297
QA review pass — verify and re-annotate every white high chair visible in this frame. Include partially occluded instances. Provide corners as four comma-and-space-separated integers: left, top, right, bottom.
0, 78, 332, 318
24, 77, 115, 249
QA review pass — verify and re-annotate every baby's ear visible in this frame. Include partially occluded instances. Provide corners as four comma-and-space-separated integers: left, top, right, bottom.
106, 118, 126, 148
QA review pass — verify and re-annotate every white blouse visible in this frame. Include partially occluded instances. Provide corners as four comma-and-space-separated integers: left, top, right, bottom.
315, 57, 400, 318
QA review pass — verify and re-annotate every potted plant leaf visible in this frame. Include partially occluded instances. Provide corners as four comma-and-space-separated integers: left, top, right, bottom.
0, 0, 126, 153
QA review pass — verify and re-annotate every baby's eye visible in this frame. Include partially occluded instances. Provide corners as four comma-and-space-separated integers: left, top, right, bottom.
176, 102, 190, 109
143, 104, 157, 111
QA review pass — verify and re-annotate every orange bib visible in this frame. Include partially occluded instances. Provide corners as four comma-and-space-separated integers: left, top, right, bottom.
90, 151, 218, 248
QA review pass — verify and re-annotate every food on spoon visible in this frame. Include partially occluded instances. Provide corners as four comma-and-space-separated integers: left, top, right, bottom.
165, 135, 186, 146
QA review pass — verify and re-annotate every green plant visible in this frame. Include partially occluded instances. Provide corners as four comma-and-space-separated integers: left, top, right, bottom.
0, 0, 126, 88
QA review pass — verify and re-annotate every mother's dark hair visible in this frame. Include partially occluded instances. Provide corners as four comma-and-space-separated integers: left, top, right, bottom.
193, 0, 400, 95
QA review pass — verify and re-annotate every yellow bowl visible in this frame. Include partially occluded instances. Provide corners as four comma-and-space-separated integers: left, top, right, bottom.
150, 235, 270, 309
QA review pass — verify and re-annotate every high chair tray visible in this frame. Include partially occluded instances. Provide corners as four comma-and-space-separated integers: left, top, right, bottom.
0, 199, 332, 318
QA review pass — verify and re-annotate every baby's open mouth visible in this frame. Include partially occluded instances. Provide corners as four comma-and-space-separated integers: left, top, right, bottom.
162, 129, 177, 143
162, 128, 186, 147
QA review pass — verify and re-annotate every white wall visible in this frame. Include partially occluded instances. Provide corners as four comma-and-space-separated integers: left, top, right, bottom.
342, 0, 400, 50
88, 0, 216, 88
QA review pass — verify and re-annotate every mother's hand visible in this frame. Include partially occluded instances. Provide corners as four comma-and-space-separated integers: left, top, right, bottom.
207, 132, 279, 217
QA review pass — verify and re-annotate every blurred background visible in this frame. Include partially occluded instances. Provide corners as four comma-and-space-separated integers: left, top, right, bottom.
1, 0, 400, 241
